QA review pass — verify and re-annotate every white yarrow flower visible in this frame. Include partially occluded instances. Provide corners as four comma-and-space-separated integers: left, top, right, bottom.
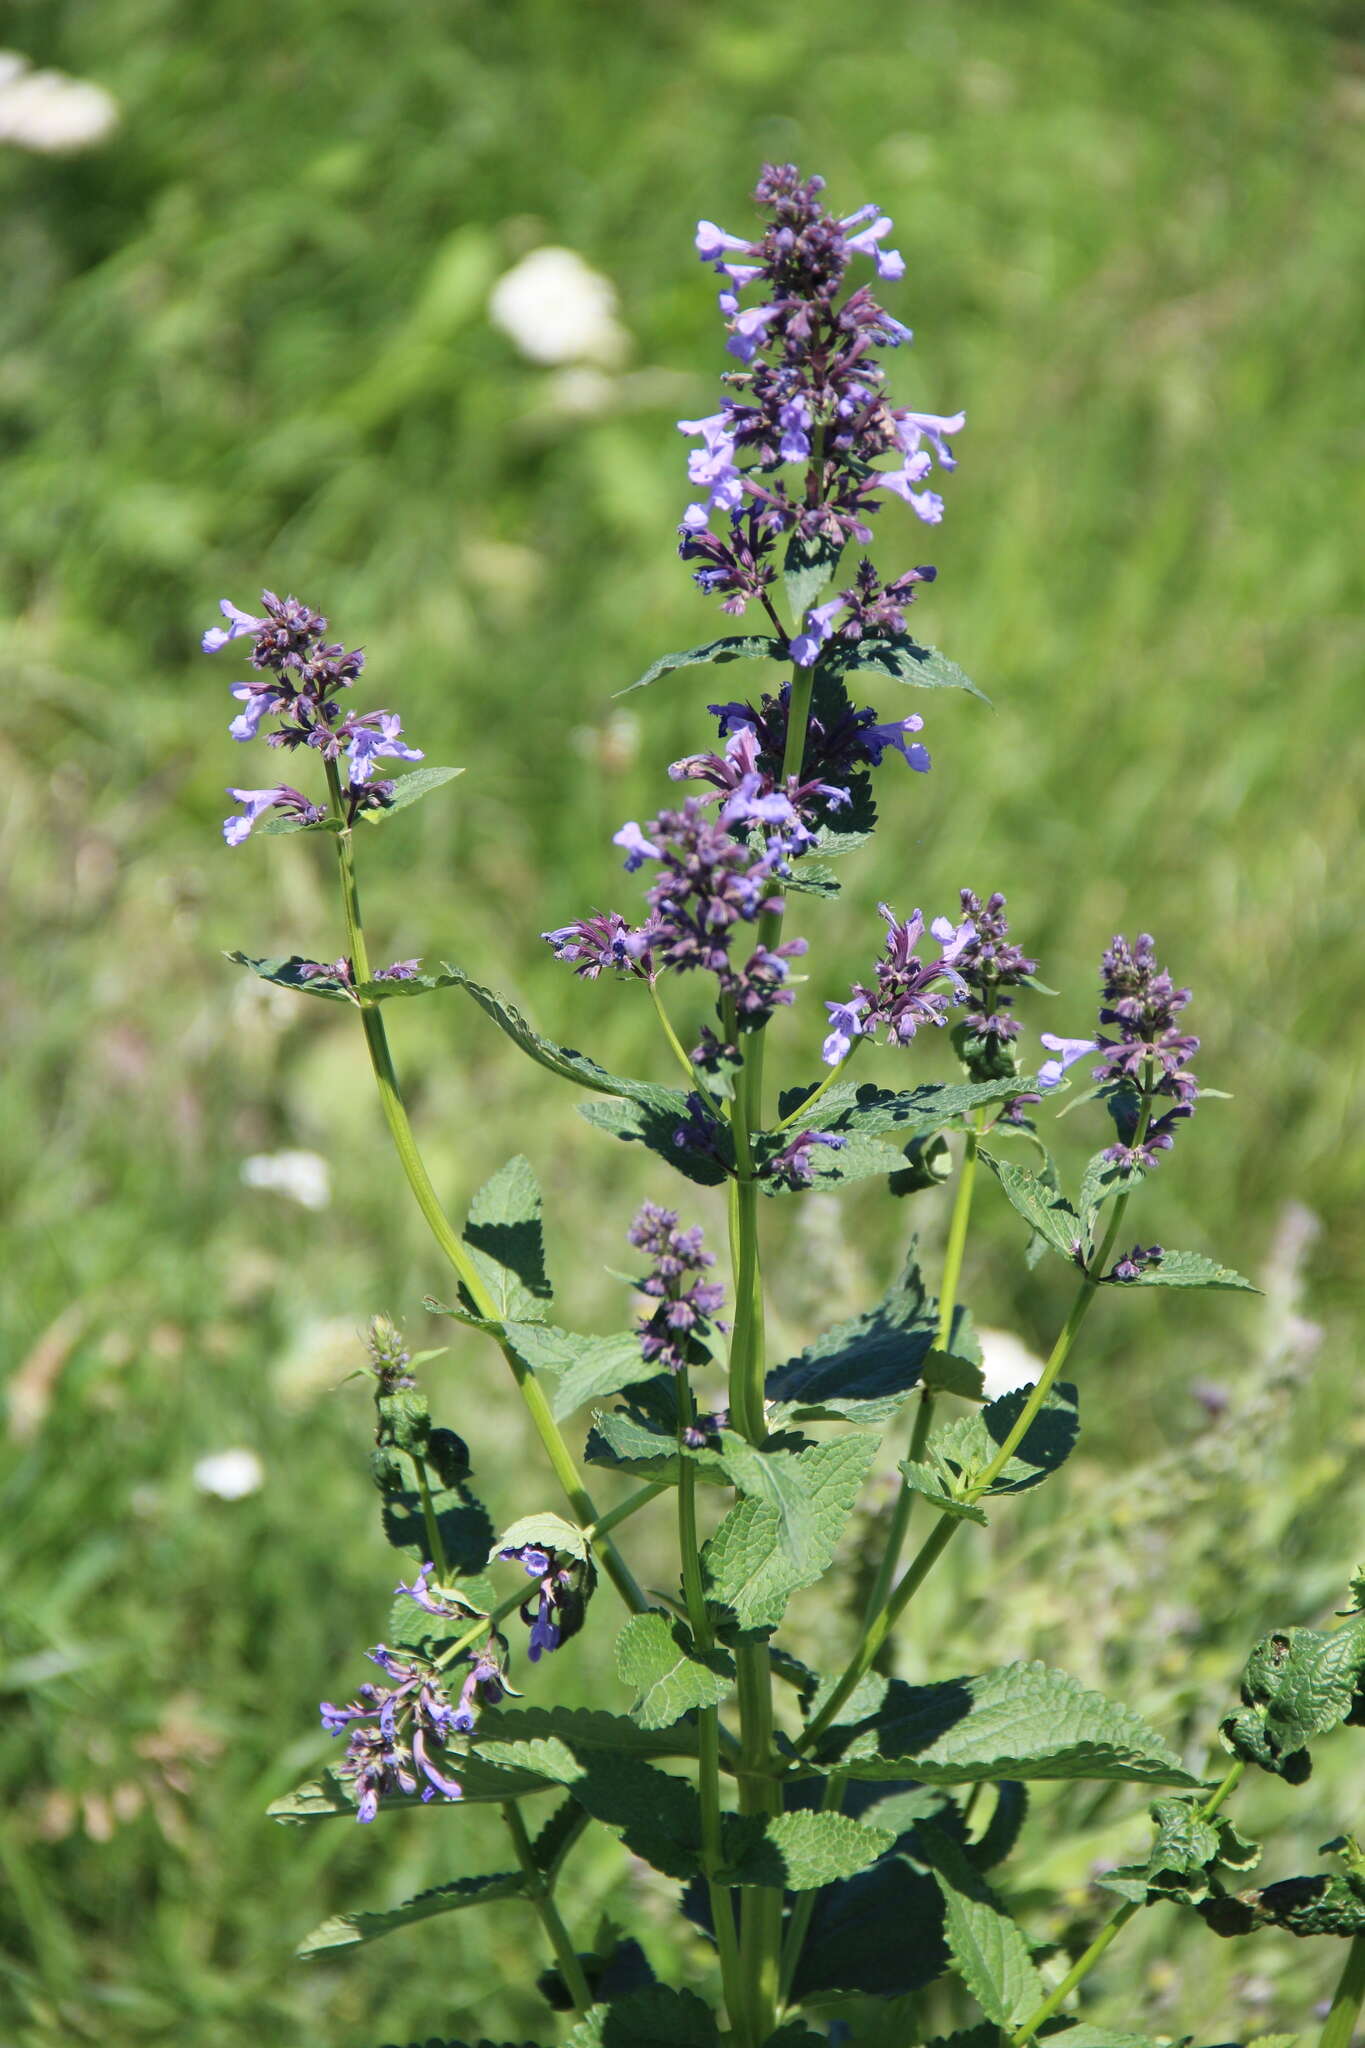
240, 1149, 331, 1211
489, 247, 629, 366
0, 54, 119, 153
193, 1448, 265, 1500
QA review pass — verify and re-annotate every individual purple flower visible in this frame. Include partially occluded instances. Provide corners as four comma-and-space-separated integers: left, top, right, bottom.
1038, 1033, 1100, 1091
612, 819, 664, 871
1108, 1243, 1164, 1283
791, 599, 845, 668
343, 710, 424, 785
542, 910, 656, 981
822, 904, 968, 1063
628, 1202, 727, 1374
373, 959, 420, 982
822, 996, 866, 1065
893, 409, 965, 472
202, 597, 271, 652
221, 783, 325, 847
496, 1543, 594, 1661
760, 1129, 847, 1191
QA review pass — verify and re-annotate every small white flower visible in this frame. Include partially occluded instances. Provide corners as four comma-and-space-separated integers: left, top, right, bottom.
193, 1448, 264, 1500
977, 1326, 1045, 1403
0, 54, 119, 153
489, 247, 629, 366
240, 1149, 331, 1211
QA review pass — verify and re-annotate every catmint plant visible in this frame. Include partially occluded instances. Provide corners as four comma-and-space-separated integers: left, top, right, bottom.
211, 167, 1365, 2048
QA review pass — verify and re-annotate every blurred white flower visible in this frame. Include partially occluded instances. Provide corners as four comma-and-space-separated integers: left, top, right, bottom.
240, 1149, 331, 1210
0, 53, 119, 153
978, 1326, 1044, 1403
192, 1448, 264, 1500
489, 247, 629, 366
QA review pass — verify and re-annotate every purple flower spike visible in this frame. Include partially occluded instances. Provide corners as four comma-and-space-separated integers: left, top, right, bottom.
1091, 934, 1200, 1169
320, 1634, 507, 1824
628, 1201, 727, 1374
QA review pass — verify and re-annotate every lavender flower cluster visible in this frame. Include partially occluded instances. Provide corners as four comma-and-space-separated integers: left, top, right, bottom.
821, 905, 973, 1066
1038, 934, 1200, 1171
496, 1544, 593, 1661
201, 590, 422, 845
627, 1202, 726, 1374
320, 1624, 507, 1824
680, 164, 962, 656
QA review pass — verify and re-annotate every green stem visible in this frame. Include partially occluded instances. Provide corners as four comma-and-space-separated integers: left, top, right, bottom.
1007, 1763, 1244, 2045
1319, 1932, 1365, 2048
320, 758, 648, 1616
736, 1637, 782, 2044
415, 1456, 451, 1581
677, 1382, 748, 2043
770, 1039, 861, 1135
862, 1126, 982, 1628
649, 979, 725, 1122
501, 1801, 593, 2015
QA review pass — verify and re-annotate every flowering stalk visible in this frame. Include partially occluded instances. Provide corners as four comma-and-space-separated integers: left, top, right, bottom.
318, 755, 649, 1616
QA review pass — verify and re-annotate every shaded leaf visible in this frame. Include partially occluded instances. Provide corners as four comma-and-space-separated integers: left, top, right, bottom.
1124, 1249, 1259, 1292
472, 1737, 703, 1882
462, 1158, 552, 1322
618, 636, 780, 697
531, 1795, 590, 1878
585, 1378, 731, 1488
718, 1809, 894, 1890
776, 1076, 1025, 1141
765, 1256, 936, 1426
702, 1435, 878, 1631
753, 1129, 906, 1197
615, 1613, 735, 1729
816, 1661, 1199, 1787
564, 1984, 721, 2047
918, 1822, 1045, 2027
980, 1151, 1083, 1261
930, 1382, 1080, 1499
819, 634, 988, 701
491, 1511, 590, 1566
897, 1461, 988, 1526
495, 1324, 658, 1422
577, 1093, 734, 1188
969, 1781, 1029, 1872
356, 764, 463, 820
784, 528, 843, 616
297, 1868, 524, 1955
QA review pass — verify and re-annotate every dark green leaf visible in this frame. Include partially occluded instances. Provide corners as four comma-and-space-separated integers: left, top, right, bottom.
718, 1809, 894, 1890
779, 857, 841, 898
585, 1378, 731, 1488
297, 1867, 524, 1955
980, 1151, 1083, 1262
356, 764, 464, 819
917, 1822, 1046, 2027
577, 1094, 733, 1188
432, 964, 669, 1102
379, 1466, 494, 1575
816, 1661, 1199, 1787
930, 1381, 1080, 1498
531, 1795, 589, 1879
753, 1128, 907, 1196
765, 1256, 937, 1426
1223, 1607, 1365, 1776
702, 1435, 878, 1631
472, 1737, 703, 1882
776, 1077, 1025, 1141
615, 1613, 735, 1729
227, 951, 355, 1001
969, 1782, 1029, 1872
618, 636, 781, 697
565, 1984, 722, 2047
491, 1511, 590, 1566
791, 1841, 949, 2001
253, 812, 342, 837
494, 1324, 657, 1422
1201, 1870, 1365, 1939
462, 1157, 552, 1322
783, 528, 844, 617
818, 634, 989, 702
1078, 1151, 1145, 1245
1123, 1249, 1259, 1292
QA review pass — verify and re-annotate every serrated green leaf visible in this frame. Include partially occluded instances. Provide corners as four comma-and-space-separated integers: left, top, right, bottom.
491, 1511, 590, 1566
473, 1736, 703, 1881
931, 1381, 1080, 1499
784, 528, 844, 616
793, 1845, 949, 2001
355, 763, 463, 819
1201, 1870, 1365, 1939
462, 1157, 552, 1322
817, 1661, 1199, 1787
268, 1775, 357, 1825
618, 635, 780, 697
897, 1461, 989, 1525
530, 1795, 588, 1878
564, 1983, 722, 2047
428, 963, 670, 1102
969, 1781, 1029, 1872
980, 1150, 1083, 1261
577, 1093, 734, 1187
1043, 2032, 1177, 2048
297, 1866, 524, 1955
819, 633, 989, 701
765, 1256, 936, 1426
754, 1129, 907, 1196
615, 1613, 734, 1729
702, 1434, 878, 1631
776, 1076, 1025, 1141
585, 1379, 731, 1488
227, 950, 355, 1001
779, 857, 841, 898
719, 1809, 894, 1889
491, 1324, 657, 1421
1078, 1150, 1145, 1244
379, 1463, 494, 1574
1235, 1608, 1365, 1758
918, 1822, 1045, 2027
1124, 1248, 1259, 1292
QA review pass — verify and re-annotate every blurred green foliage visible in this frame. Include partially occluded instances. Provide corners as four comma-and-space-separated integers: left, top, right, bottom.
1, 0, 1362, 2041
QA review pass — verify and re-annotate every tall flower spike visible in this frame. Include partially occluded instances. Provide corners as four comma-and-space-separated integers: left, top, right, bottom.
627, 1202, 727, 1373
677, 166, 963, 624
1094, 934, 1200, 1171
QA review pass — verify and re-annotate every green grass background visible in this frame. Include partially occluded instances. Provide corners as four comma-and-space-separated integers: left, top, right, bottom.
1, 0, 1363, 2041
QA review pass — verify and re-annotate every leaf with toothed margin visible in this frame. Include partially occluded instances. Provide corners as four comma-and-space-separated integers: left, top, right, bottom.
577, 1092, 734, 1188
718, 1807, 894, 1889
227, 951, 356, 1001
471, 1736, 704, 1881
780, 857, 841, 898
585, 1377, 733, 1489
490, 1511, 591, 1567
701, 1434, 878, 1631
615, 1612, 735, 1729
929, 1381, 1080, 1498
818, 633, 990, 701
617, 635, 782, 697
980, 1150, 1083, 1261
776, 1076, 1029, 1141
565, 1985, 722, 2047
254, 813, 343, 838
917, 1822, 1046, 2027
355, 764, 464, 820
430, 964, 675, 1102
812, 1661, 1200, 1787
1121, 1249, 1259, 1291
295, 1866, 526, 1955
753, 1128, 907, 1196
461, 1157, 553, 1322
764, 1256, 937, 1427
